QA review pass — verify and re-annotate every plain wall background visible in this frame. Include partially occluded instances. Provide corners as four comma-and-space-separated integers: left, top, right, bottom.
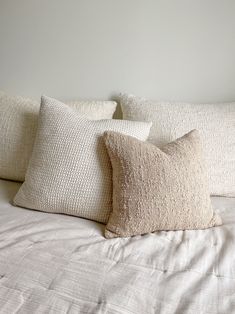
0, 0, 235, 103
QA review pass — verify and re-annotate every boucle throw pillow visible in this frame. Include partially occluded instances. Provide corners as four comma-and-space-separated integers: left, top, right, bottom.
13, 96, 151, 223
104, 130, 222, 238
0, 91, 117, 182
120, 94, 235, 197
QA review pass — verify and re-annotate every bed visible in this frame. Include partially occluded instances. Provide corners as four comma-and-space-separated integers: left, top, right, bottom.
0, 179, 235, 313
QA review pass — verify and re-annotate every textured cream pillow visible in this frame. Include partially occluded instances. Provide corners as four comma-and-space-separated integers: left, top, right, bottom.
0, 91, 117, 182
13, 96, 151, 223
120, 94, 235, 197
104, 130, 222, 238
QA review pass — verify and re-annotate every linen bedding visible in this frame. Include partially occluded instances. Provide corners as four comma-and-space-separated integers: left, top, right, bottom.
0, 179, 235, 314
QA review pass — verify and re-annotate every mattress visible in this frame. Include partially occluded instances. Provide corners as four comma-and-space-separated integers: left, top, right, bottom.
0, 179, 235, 314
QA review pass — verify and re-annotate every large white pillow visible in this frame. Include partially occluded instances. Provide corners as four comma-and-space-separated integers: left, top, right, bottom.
13, 96, 151, 223
120, 94, 235, 197
0, 91, 117, 182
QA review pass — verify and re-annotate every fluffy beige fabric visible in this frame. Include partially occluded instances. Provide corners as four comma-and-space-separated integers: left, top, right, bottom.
104, 130, 222, 238
13, 96, 151, 223
120, 94, 235, 197
0, 91, 117, 182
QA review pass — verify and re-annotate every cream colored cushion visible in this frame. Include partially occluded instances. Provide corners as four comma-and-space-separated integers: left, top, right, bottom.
120, 94, 235, 197
13, 96, 151, 223
104, 130, 222, 238
0, 91, 117, 182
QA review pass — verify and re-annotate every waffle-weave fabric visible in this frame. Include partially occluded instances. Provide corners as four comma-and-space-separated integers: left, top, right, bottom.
14, 96, 151, 223
0, 91, 117, 182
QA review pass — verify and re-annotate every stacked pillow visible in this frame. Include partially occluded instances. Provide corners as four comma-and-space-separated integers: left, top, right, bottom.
1, 91, 225, 238
0, 91, 117, 182
120, 94, 235, 197
13, 96, 152, 223
104, 130, 222, 238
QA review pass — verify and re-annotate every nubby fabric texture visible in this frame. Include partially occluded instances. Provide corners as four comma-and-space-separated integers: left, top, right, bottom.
0, 91, 117, 182
104, 130, 222, 238
13, 96, 151, 223
120, 94, 235, 197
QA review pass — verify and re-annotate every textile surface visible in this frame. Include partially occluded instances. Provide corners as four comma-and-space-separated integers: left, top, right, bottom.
14, 96, 151, 223
120, 94, 235, 196
0, 179, 235, 313
104, 130, 221, 238
0, 91, 117, 182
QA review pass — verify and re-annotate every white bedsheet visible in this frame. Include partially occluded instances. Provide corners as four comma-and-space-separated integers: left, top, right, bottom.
0, 179, 235, 314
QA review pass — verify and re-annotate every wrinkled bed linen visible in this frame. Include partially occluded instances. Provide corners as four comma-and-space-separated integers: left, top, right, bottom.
0, 179, 235, 314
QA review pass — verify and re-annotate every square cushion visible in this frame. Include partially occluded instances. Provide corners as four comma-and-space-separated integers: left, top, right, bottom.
104, 130, 222, 238
120, 94, 235, 197
0, 91, 117, 182
13, 96, 151, 223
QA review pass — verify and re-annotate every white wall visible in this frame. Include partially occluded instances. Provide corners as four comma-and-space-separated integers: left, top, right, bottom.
0, 0, 235, 103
